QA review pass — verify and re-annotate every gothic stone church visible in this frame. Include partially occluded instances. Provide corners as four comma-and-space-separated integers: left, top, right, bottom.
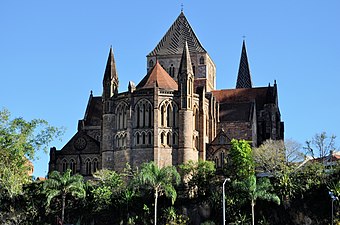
49, 12, 284, 177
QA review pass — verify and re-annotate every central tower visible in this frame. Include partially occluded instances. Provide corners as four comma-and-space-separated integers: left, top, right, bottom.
147, 12, 216, 92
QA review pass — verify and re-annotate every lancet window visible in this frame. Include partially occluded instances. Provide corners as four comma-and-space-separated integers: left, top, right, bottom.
70, 159, 76, 174
160, 101, 178, 128
116, 103, 128, 130
135, 99, 153, 128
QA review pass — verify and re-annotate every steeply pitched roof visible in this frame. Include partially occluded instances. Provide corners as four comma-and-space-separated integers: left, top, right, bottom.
83, 93, 102, 126
147, 12, 206, 56
236, 40, 252, 89
212, 86, 276, 110
136, 61, 178, 90
219, 102, 254, 122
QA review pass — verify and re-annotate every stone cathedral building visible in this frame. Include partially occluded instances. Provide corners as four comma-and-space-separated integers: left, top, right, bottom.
49, 12, 284, 177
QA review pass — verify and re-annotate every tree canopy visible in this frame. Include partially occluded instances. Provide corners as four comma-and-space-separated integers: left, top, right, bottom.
0, 108, 63, 197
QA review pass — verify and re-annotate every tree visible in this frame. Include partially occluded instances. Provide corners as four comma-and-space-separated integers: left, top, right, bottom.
90, 169, 123, 208
44, 169, 85, 225
137, 162, 180, 225
0, 108, 63, 198
234, 175, 280, 225
253, 139, 305, 175
179, 160, 216, 199
305, 132, 338, 159
229, 139, 255, 180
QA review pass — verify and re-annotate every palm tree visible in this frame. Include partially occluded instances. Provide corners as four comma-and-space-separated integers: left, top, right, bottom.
44, 169, 85, 225
235, 175, 280, 225
137, 162, 180, 225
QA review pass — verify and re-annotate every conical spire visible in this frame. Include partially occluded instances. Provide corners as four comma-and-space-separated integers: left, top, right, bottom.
103, 47, 119, 98
236, 40, 252, 89
178, 41, 193, 77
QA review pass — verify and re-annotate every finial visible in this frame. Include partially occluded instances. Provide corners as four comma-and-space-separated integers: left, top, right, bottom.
181, 3, 184, 12
90, 90, 93, 96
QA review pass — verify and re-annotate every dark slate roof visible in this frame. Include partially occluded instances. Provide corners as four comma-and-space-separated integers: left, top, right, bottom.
212, 86, 276, 111
236, 41, 252, 89
147, 12, 206, 56
136, 61, 178, 90
219, 102, 254, 122
84, 94, 102, 126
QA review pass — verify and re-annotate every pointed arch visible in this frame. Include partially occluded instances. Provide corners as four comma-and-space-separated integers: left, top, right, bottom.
135, 99, 153, 128
69, 159, 76, 174
85, 158, 92, 175
93, 158, 99, 173
62, 159, 68, 172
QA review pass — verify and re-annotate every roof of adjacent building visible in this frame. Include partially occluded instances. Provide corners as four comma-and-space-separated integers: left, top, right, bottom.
147, 12, 206, 56
136, 61, 178, 90
212, 87, 276, 108
219, 102, 254, 122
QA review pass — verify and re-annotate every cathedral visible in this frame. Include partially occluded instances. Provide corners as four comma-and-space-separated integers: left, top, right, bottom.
49, 12, 284, 177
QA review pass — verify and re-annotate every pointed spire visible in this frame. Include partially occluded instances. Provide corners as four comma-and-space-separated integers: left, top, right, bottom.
103, 47, 119, 98
178, 41, 193, 77
236, 40, 252, 89
148, 12, 206, 56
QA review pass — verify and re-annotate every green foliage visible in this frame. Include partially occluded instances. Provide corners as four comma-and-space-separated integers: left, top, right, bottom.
0, 108, 64, 197
44, 169, 85, 224
179, 160, 216, 199
89, 169, 123, 209
137, 161, 180, 225
162, 206, 189, 225
229, 139, 255, 179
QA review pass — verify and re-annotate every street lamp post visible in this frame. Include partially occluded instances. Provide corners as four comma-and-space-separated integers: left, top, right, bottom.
223, 178, 231, 225
329, 191, 339, 225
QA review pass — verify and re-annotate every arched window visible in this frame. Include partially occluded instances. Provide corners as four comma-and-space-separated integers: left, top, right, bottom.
149, 59, 154, 68
122, 134, 126, 147
167, 133, 171, 146
62, 159, 68, 172
193, 107, 199, 131
161, 105, 165, 127
220, 152, 225, 168
148, 104, 152, 127
123, 106, 127, 129
117, 104, 128, 130
93, 158, 99, 173
136, 105, 140, 128
169, 64, 175, 77
70, 159, 76, 174
136, 133, 140, 145
161, 132, 165, 145
148, 132, 152, 145
135, 100, 152, 128
142, 133, 146, 145
199, 56, 204, 65
85, 158, 91, 175
166, 104, 172, 127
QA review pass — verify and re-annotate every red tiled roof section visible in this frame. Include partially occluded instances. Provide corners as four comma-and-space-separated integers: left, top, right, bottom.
136, 61, 178, 90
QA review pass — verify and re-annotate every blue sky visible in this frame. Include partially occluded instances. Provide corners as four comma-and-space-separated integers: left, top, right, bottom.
1, 1, 339, 177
